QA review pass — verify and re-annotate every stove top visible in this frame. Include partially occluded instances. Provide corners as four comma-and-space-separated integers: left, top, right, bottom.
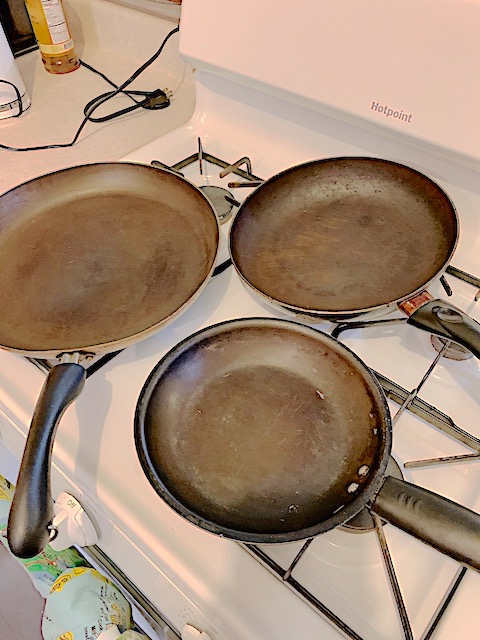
122, 142, 480, 640
0, 134, 478, 639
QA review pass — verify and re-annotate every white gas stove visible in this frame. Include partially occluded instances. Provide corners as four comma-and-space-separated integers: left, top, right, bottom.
2, 1, 480, 639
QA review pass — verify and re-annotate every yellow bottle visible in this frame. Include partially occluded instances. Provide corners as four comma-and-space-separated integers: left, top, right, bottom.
24, 0, 79, 74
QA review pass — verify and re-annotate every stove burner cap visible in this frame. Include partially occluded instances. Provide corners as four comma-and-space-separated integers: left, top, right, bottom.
430, 335, 474, 360
339, 457, 403, 534
200, 185, 235, 224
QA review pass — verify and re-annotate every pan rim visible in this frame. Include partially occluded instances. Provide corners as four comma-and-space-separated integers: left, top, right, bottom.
134, 316, 392, 543
229, 156, 459, 317
0, 161, 221, 358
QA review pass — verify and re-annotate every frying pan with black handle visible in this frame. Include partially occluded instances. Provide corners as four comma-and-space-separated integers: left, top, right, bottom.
230, 157, 480, 357
135, 318, 480, 570
0, 162, 220, 558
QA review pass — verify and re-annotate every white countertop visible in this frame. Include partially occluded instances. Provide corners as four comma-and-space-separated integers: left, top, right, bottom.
0, 0, 195, 195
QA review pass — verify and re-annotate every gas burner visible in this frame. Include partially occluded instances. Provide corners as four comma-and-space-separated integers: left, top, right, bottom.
199, 185, 236, 223
430, 335, 473, 360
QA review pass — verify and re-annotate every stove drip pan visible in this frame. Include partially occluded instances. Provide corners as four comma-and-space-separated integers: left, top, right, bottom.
431, 335, 474, 360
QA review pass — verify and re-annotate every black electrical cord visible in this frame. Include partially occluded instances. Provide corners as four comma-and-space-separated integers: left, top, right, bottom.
0, 24, 179, 152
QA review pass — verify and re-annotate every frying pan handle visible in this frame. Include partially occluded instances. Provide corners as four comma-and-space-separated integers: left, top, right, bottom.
7, 363, 86, 558
406, 298, 480, 359
372, 476, 480, 571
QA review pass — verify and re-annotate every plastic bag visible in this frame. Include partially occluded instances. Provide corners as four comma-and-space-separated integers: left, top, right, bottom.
42, 566, 133, 640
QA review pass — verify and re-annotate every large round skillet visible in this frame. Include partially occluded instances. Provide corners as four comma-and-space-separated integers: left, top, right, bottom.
0, 162, 219, 558
230, 157, 480, 357
136, 318, 480, 570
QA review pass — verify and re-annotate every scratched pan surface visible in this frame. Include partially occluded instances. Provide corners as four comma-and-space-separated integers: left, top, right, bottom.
135, 318, 391, 543
230, 157, 458, 317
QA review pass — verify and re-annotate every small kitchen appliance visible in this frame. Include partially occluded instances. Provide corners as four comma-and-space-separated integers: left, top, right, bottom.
0, 20, 30, 118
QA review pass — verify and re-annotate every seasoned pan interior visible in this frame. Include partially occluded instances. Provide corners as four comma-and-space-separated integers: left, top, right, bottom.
137, 319, 390, 538
0, 163, 219, 353
230, 158, 458, 313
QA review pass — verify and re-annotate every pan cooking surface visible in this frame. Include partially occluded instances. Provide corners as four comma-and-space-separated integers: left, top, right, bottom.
138, 320, 389, 537
231, 158, 458, 313
0, 164, 219, 353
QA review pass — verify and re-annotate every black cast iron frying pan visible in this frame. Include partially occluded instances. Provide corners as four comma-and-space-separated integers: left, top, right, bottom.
135, 318, 480, 570
0, 162, 220, 558
230, 157, 480, 357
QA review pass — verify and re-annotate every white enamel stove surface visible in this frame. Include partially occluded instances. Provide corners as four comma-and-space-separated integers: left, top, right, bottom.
2, 1, 480, 638
1, 76, 480, 639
